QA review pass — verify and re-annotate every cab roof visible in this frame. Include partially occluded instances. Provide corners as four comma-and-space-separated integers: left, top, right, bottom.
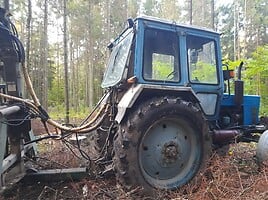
135, 15, 220, 36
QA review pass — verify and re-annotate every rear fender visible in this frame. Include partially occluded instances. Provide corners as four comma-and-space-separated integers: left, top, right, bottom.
115, 84, 200, 123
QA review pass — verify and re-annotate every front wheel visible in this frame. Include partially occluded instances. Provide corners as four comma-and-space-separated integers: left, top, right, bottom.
113, 97, 211, 190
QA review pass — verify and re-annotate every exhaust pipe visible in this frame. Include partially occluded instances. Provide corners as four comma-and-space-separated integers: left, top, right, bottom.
212, 129, 241, 144
234, 62, 244, 106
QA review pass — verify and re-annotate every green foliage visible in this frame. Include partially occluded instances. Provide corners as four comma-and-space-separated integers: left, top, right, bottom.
245, 46, 268, 77
191, 62, 217, 83
152, 60, 173, 80
222, 59, 243, 71
48, 74, 65, 106
48, 104, 91, 123
11, 0, 268, 119
158, 0, 181, 21
222, 51, 268, 115
244, 45, 268, 115
191, 0, 213, 27
128, 0, 140, 17
218, 0, 268, 60
143, 0, 159, 16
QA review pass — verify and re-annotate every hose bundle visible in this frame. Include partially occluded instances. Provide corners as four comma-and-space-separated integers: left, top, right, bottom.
0, 7, 109, 135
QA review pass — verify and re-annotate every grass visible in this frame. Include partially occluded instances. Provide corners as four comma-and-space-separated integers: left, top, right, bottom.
47, 105, 92, 124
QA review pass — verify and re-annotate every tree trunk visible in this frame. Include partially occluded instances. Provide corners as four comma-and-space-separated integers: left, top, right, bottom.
3, 0, 9, 11
69, 40, 74, 111
189, 0, 192, 25
88, 2, 94, 109
63, 0, 70, 123
233, 2, 237, 60
211, 0, 215, 30
42, 0, 48, 109
25, 0, 32, 98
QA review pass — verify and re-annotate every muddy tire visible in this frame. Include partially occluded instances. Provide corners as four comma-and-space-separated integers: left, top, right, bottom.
86, 117, 111, 161
113, 97, 211, 190
87, 128, 108, 160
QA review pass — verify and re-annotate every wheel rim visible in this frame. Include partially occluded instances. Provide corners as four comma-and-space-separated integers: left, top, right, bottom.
138, 118, 201, 189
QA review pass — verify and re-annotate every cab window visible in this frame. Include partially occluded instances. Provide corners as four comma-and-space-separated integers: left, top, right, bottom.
187, 35, 218, 84
143, 28, 180, 82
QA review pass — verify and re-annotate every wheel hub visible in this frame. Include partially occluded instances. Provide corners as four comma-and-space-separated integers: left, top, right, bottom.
139, 119, 197, 181
162, 141, 179, 164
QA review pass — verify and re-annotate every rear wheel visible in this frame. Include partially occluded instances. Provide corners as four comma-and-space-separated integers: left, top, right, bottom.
256, 130, 268, 164
113, 97, 211, 190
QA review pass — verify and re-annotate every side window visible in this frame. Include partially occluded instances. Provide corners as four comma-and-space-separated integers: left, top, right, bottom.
187, 35, 218, 84
143, 28, 179, 82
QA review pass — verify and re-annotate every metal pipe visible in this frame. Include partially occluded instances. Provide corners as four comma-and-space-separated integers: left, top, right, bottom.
0, 105, 20, 118
234, 62, 244, 106
212, 129, 241, 144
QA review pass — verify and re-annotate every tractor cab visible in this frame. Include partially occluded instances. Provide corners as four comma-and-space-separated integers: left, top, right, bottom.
102, 16, 224, 121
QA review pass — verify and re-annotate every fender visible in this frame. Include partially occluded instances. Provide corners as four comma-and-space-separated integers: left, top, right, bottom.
115, 84, 200, 123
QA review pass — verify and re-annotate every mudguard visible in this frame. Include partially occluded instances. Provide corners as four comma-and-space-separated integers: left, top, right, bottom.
115, 84, 200, 123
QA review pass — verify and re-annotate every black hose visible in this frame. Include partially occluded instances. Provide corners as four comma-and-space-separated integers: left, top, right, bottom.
24, 135, 60, 145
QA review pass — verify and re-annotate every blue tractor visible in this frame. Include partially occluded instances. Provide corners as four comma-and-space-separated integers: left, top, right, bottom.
99, 16, 267, 190
0, 11, 267, 192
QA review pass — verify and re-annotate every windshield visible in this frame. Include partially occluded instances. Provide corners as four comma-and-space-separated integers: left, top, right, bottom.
101, 31, 134, 88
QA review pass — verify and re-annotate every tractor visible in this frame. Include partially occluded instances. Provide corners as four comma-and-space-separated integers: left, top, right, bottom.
0, 8, 267, 192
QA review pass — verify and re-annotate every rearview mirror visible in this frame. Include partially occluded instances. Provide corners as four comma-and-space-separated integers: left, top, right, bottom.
190, 49, 198, 64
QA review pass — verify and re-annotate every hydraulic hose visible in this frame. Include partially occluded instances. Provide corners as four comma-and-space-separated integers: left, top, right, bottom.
23, 54, 104, 127
21, 62, 41, 107
0, 16, 110, 134
0, 92, 39, 113
0, 91, 109, 133
4, 58, 109, 134
45, 104, 108, 132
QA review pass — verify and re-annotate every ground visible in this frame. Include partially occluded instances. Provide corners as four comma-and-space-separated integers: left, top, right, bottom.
1, 120, 268, 200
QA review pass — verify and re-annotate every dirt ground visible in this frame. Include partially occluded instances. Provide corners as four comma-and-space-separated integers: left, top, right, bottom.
1, 120, 268, 200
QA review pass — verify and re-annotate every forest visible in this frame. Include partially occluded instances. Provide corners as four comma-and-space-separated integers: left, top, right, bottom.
1, 1, 268, 199
1, 0, 268, 121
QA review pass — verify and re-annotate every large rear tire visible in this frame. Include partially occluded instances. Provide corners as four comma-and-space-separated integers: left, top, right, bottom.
113, 97, 211, 190
256, 130, 268, 164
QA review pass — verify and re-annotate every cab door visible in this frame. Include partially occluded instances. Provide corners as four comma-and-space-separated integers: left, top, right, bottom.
184, 33, 224, 120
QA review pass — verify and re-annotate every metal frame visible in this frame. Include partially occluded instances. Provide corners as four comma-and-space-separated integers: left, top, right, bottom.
0, 107, 88, 191
0, 112, 26, 189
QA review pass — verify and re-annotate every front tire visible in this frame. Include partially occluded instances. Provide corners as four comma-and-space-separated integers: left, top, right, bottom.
113, 97, 211, 190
